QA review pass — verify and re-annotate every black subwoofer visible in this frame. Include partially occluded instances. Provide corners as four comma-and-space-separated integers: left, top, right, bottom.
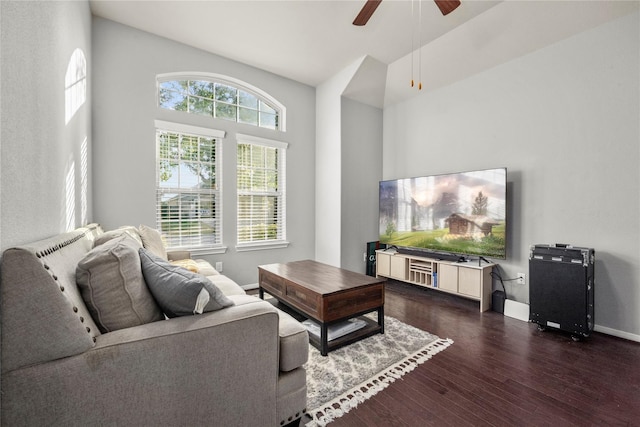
529, 244, 595, 340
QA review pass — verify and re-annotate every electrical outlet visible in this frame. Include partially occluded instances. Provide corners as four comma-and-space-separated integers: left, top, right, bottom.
517, 273, 526, 285
216, 262, 223, 272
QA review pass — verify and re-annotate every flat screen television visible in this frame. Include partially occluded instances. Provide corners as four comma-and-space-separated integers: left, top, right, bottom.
379, 167, 507, 260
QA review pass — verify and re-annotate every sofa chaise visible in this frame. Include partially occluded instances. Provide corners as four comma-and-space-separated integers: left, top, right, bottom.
0, 224, 308, 426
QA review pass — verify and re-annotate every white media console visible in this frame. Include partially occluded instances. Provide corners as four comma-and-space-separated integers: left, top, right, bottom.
376, 250, 495, 312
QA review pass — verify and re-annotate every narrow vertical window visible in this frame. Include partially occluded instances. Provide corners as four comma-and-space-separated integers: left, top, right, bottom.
155, 121, 225, 250
236, 134, 289, 250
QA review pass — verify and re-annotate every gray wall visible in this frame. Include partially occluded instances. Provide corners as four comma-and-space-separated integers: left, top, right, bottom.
92, 18, 316, 286
341, 98, 383, 274
382, 12, 640, 339
1, 0, 93, 252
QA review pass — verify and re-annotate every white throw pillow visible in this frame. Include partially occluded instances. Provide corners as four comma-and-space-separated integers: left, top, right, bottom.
138, 224, 168, 261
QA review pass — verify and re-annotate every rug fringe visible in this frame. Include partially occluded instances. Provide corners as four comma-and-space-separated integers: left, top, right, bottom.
305, 337, 454, 427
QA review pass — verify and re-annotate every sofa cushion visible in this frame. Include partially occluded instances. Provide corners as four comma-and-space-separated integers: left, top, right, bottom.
208, 275, 246, 297
277, 310, 309, 372
138, 224, 167, 260
139, 248, 234, 317
226, 295, 308, 372
195, 259, 219, 276
76, 235, 164, 333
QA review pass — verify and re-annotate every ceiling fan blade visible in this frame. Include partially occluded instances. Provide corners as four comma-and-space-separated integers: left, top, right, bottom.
353, 0, 382, 26
434, 0, 461, 16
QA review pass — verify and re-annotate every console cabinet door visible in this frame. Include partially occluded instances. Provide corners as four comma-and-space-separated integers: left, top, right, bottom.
438, 264, 458, 292
377, 252, 391, 277
458, 268, 481, 297
389, 256, 408, 280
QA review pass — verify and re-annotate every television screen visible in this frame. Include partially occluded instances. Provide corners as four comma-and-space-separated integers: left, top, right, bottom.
379, 168, 507, 259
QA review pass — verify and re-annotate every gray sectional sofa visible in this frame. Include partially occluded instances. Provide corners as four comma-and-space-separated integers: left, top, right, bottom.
0, 224, 308, 426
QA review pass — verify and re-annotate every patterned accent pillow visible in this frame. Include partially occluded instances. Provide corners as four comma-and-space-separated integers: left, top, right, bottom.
169, 259, 200, 273
76, 235, 164, 333
139, 248, 234, 318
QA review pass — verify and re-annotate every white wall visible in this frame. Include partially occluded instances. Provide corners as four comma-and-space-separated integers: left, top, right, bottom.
92, 18, 316, 286
1, 0, 92, 252
383, 12, 640, 339
341, 98, 383, 274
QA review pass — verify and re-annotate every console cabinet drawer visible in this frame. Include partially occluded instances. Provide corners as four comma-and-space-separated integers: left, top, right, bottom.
259, 270, 285, 297
285, 283, 318, 315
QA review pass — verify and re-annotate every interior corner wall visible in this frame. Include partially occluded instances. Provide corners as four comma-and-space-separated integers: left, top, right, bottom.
340, 98, 383, 274
0, 0, 93, 253
315, 58, 364, 267
91, 18, 315, 286
382, 11, 640, 339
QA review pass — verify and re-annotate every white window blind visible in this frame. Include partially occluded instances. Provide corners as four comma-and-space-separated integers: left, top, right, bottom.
155, 121, 225, 250
236, 134, 288, 250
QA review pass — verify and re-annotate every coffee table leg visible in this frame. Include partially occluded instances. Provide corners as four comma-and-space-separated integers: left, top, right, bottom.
320, 323, 328, 356
378, 306, 385, 334
258, 287, 264, 300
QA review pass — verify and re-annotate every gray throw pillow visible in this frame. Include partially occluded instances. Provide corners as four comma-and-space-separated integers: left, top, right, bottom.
139, 248, 234, 318
77, 235, 164, 333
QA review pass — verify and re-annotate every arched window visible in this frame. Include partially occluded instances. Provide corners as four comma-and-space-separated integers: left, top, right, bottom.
157, 73, 286, 131
154, 73, 289, 253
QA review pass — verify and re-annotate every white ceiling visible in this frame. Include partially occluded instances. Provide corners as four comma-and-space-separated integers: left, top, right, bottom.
89, 0, 639, 108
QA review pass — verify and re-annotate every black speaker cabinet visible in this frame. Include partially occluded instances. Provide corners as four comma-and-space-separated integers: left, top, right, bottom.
366, 241, 386, 276
529, 244, 595, 340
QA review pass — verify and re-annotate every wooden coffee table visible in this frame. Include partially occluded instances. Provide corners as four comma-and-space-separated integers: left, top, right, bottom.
258, 260, 386, 356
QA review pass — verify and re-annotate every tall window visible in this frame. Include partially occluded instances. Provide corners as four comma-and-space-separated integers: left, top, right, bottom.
155, 121, 225, 251
236, 134, 288, 250
157, 74, 285, 131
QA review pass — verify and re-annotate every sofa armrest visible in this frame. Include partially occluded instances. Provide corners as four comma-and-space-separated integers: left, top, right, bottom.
167, 250, 191, 261
2, 300, 280, 426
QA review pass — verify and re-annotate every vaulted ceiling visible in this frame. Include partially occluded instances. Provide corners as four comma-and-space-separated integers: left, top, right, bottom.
90, 1, 639, 108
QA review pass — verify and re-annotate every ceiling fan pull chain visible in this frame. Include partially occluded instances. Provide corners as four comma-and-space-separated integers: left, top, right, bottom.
418, 0, 423, 90
410, 0, 415, 88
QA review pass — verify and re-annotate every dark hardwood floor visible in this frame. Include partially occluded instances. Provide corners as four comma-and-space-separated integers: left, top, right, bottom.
321, 280, 640, 427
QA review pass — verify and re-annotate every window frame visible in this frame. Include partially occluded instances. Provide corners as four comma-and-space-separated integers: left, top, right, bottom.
156, 72, 287, 132
154, 120, 227, 256
235, 133, 289, 252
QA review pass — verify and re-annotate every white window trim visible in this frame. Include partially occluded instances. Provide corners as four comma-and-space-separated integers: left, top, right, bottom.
236, 241, 290, 252
236, 133, 289, 251
154, 120, 227, 253
156, 72, 287, 132
155, 120, 226, 139
190, 246, 228, 256
236, 133, 288, 150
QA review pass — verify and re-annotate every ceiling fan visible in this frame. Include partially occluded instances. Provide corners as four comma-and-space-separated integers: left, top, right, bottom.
353, 0, 461, 26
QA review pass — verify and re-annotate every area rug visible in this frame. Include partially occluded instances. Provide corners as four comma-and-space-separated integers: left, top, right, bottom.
304, 315, 453, 426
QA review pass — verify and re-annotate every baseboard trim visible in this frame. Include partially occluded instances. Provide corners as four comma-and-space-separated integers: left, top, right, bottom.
594, 324, 640, 343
